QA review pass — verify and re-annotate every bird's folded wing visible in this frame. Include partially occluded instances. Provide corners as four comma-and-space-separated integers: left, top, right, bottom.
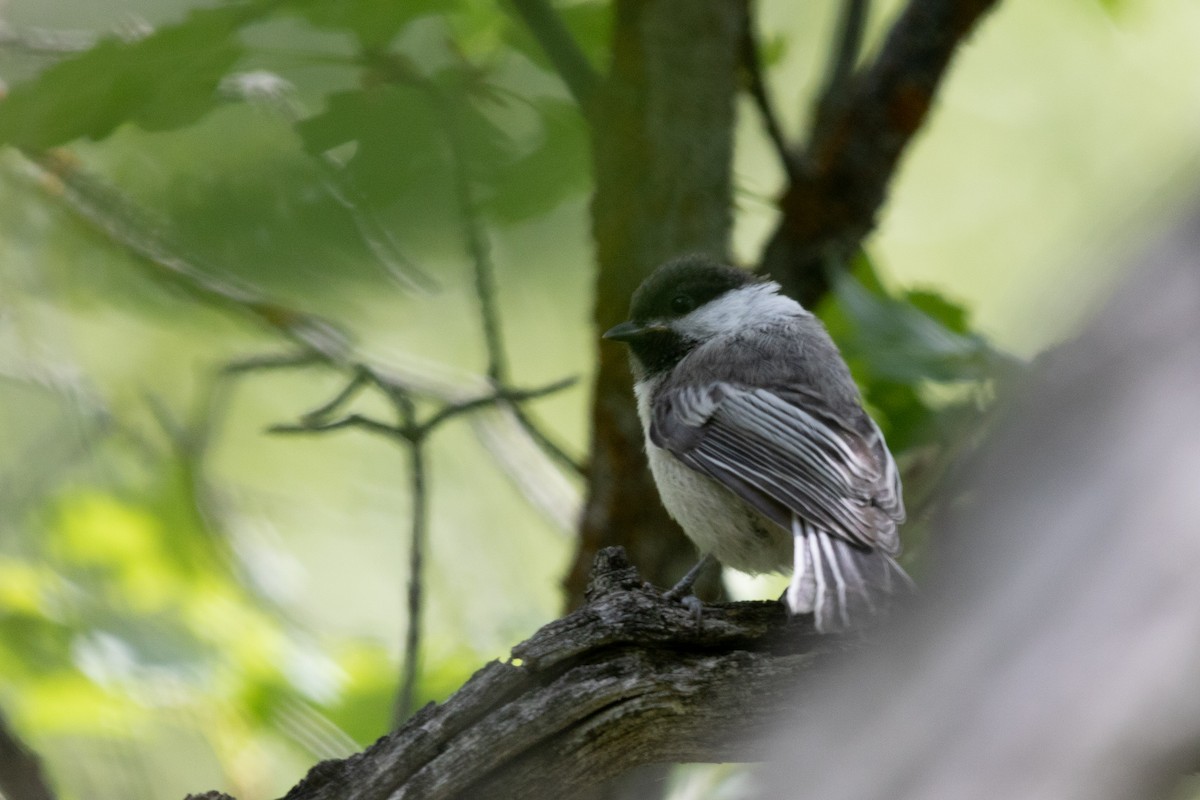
650, 382, 903, 553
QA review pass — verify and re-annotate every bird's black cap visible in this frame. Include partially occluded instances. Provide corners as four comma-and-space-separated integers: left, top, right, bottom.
626, 254, 753, 325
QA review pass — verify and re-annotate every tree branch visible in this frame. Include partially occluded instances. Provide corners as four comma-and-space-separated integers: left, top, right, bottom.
270, 368, 576, 732
506, 0, 601, 113
0, 709, 56, 800
394, 438, 428, 727
740, 3, 799, 181
760, 0, 1000, 307
809, 0, 870, 152
759, 199, 1200, 800
8, 149, 582, 525
573, 0, 745, 612
237, 548, 831, 800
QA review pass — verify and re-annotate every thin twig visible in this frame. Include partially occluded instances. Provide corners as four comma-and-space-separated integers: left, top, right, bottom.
272, 376, 575, 442
300, 367, 372, 423
420, 378, 576, 432
433, 78, 583, 473
269, 365, 574, 730
269, 413, 405, 440
506, 403, 586, 478
394, 439, 427, 726
740, 2, 801, 181
505, 0, 601, 113
438, 93, 508, 385
15, 150, 352, 361
222, 350, 326, 374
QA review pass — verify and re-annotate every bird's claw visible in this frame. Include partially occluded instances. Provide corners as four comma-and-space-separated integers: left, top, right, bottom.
661, 586, 704, 625
679, 594, 703, 624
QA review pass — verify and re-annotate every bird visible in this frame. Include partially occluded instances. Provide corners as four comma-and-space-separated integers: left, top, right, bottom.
603, 254, 911, 632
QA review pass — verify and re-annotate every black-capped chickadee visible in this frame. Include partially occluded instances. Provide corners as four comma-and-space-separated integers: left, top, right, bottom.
604, 254, 911, 632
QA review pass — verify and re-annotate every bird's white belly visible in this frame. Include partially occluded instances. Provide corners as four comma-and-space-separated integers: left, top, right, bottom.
644, 441, 792, 575
634, 377, 792, 575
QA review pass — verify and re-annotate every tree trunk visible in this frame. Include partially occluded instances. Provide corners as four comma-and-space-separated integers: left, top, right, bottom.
569, 0, 745, 609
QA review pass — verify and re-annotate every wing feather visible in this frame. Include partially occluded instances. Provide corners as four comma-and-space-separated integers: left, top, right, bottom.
651, 382, 904, 552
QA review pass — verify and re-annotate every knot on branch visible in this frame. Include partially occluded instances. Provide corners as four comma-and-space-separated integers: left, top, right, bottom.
583, 546, 644, 601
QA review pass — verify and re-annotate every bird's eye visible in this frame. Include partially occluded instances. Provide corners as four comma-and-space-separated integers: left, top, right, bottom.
670, 294, 695, 314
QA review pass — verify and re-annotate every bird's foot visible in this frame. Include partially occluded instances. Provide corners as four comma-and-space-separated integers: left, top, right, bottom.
662, 554, 716, 624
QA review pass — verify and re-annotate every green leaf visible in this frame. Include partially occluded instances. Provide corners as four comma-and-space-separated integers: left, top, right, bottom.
0, 613, 75, 678
296, 70, 514, 208
0, 5, 262, 148
502, 1, 610, 75
904, 289, 970, 334
296, 85, 446, 205
290, 0, 456, 50
825, 268, 1001, 385
860, 381, 935, 452
482, 98, 590, 223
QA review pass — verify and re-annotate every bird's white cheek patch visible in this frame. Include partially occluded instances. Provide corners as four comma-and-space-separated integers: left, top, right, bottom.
679, 282, 801, 339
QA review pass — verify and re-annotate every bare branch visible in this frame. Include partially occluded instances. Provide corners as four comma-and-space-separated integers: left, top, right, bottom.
809, 0, 870, 152
394, 440, 428, 727
418, 377, 576, 433
438, 94, 508, 385
271, 368, 576, 732
13, 150, 352, 360
270, 414, 404, 440
432, 79, 583, 475
506, 0, 601, 113
760, 0, 1000, 307
6, 150, 581, 526
739, 2, 800, 181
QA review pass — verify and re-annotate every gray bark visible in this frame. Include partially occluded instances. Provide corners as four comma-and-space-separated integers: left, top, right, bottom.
570, 0, 745, 609
277, 549, 826, 800
760, 200, 1200, 800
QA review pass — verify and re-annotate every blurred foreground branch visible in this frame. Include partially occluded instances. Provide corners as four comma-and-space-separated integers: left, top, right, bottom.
0, 709, 56, 800
761, 202, 1200, 799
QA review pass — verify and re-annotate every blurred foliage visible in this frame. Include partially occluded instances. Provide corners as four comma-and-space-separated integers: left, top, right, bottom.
0, 1, 600, 796
818, 253, 1017, 453
0, 5, 255, 148
0, 0, 1194, 797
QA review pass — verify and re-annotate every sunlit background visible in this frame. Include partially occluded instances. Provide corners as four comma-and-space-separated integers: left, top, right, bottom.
1, 0, 1199, 797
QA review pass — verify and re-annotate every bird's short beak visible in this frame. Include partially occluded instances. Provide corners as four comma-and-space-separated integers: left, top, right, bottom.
603, 320, 648, 342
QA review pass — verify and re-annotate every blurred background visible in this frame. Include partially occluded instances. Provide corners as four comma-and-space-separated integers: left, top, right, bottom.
1, 0, 1199, 798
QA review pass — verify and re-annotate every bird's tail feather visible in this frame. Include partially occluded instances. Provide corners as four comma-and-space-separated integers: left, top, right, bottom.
787, 518, 913, 633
